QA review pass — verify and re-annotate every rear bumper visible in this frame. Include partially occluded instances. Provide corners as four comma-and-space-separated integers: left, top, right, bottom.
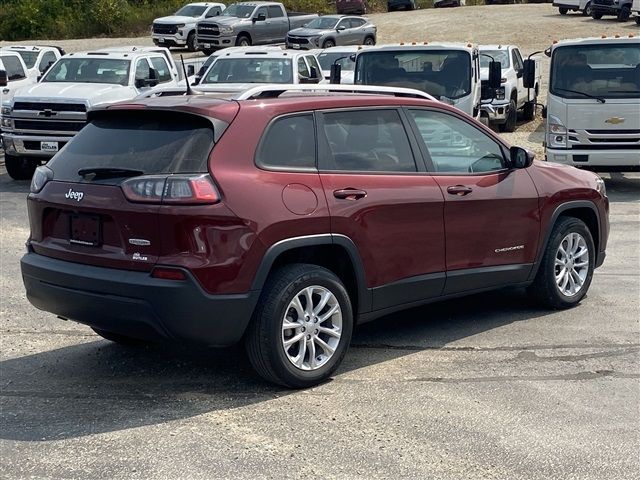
21, 252, 259, 346
546, 148, 640, 171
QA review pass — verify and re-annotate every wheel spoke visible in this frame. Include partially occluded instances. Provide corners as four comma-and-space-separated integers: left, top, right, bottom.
304, 287, 315, 316
571, 268, 584, 287
294, 337, 307, 367
283, 319, 301, 331
283, 332, 304, 348
318, 303, 340, 323
567, 270, 577, 294
291, 296, 305, 319
318, 325, 341, 338
314, 290, 332, 315
314, 336, 335, 355
308, 338, 317, 369
574, 260, 589, 268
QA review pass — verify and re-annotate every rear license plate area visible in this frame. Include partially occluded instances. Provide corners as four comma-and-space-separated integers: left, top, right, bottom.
69, 214, 101, 246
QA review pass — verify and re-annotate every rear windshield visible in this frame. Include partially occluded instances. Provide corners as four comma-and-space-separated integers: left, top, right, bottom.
202, 57, 293, 84
50, 111, 216, 182
15, 50, 39, 68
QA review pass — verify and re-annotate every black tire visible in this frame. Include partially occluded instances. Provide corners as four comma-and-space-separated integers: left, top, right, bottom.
523, 91, 536, 121
499, 98, 518, 133
408, 0, 416, 10
528, 217, 595, 310
618, 5, 631, 21
186, 31, 196, 52
202, 48, 215, 56
636, 15, 640, 25
363, 35, 376, 46
583, 2, 592, 16
245, 264, 353, 388
322, 39, 336, 49
235, 34, 251, 47
92, 328, 148, 346
5, 154, 38, 180
592, 11, 603, 19
559, 7, 568, 14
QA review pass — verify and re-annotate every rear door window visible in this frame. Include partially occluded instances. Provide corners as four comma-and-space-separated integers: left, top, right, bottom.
0, 55, 26, 80
256, 114, 316, 170
150, 57, 172, 83
319, 109, 417, 172
38, 51, 58, 73
49, 112, 218, 182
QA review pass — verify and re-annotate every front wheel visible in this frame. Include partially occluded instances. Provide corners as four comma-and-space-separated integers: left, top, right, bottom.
528, 217, 595, 309
592, 11, 603, 19
499, 98, 518, 133
523, 96, 536, 122
186, 31, 196, 52
583, 2, 592, 16
559, 7, 568, 14
617, 5, 631, 21
235, 35, 251, 47
245, 264, 353, 388
322, 39, 336, 49
5, 154, 38, 180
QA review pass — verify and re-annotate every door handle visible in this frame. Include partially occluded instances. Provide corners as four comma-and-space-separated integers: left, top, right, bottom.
446, 185, 473, 196
333, 188, 367, 200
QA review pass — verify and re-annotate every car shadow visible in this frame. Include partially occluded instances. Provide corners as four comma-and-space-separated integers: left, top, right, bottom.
0, 287, 556, 442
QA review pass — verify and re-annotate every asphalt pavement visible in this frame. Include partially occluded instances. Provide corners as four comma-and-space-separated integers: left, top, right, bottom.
0, 151, 638, 479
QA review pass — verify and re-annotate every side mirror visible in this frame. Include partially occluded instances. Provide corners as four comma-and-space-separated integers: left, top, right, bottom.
309, 66, 319, 79
329, 63, 342, 84
510, 146, 534, 169
253, 13, 266, 22
187, 65, 195, 76
488, 61, 501, 89
0, 70, 7, 87
522, 59, 536, 89
299, 74, 319, 84
337, 25, 346, 32
193, 77, 201, 85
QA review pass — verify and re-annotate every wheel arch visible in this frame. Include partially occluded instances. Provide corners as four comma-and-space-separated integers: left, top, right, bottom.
236, 31, 252, 44
529, 200, 601, 280
251, 234, 371, 315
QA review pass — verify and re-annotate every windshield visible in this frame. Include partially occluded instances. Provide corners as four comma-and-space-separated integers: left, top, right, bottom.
317, 52, 355, 71
175, 5, 207, 17
42, 58, 131, 86
50, 112, 215, 182
479, 50, 509, 68
304, 17, 339, 29
222, 4, 255, 18
202, 58, 293, 84
355, 50, 472, 100
550, 44, 640, 99
14, 51, 39, 68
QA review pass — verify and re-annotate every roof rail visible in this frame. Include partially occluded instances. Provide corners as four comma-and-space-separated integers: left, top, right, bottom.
233, 84, 437, 101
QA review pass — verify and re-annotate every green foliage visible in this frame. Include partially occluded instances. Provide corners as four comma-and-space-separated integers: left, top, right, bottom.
0, 0, 549, 41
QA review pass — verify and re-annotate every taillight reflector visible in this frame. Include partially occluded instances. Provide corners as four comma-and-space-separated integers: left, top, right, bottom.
151, 268, 187, 281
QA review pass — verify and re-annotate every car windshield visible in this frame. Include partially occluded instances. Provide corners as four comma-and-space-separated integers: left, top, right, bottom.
317, 52, 355, 71
50, 111, 216, 182
175, 5, 207, 17
42, 58, 131, 86
14, 50, 39, 68
355, 50, 472, 100
479, 50, 510, 68
304, 17, 339, 29
550, 44, 640, 99
222, 4, 255, 18
202, 58, 293, 84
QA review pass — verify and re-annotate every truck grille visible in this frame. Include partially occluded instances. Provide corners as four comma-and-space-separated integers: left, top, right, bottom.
13, 102, 87, 113
153, 23, 178, 35
287, 36, 310, 45
197, 23, 220, 37
568, 128, 640, 150
13, 120, 86, 132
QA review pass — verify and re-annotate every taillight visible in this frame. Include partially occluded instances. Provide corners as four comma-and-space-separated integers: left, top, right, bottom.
121, 174, 220, 205
30, 166, 54, 193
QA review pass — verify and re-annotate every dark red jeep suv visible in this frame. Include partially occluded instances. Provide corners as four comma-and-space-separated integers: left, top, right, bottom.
21, 88, 609, 388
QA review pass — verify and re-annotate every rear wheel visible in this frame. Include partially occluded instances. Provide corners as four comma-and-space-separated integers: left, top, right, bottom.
92, 328, 148, 346
5, 154, 38, 180
245, 264, 353, 388
235, 34, 251, 47
523, 101, 536, 121
559, 7, 568, 14
186, 31, 196, 52
583, 2, 593, 16
528, 217, 595, 309
322, 39, 336, 49
363, 36, 376, 46
592, 11, 603, 19
636, 15, 640, 25
618, 5, 631, 21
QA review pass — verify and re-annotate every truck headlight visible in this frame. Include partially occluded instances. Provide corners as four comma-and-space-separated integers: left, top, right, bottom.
1, 118, 11, 128
548, 116, 567, 148
495, 87, 505, 100
176, 23, 185, 28
220, 26, 233, 35
1, 105, 11, 116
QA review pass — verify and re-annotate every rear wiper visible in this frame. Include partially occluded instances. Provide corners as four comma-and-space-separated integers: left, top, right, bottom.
554, 88, 606, 104
78, 167, 144, 179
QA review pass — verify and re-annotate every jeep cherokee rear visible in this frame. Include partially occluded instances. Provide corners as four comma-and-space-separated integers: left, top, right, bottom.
21, 89, 609, 388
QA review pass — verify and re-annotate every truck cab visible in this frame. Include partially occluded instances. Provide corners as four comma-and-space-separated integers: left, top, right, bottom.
351, 43, 490, 120
538, 36, 639, 171
1, 50, 181, 179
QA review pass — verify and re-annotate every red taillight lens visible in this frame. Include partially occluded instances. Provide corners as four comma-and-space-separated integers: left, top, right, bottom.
151, 267, 187, 281
121, 174, 220, 205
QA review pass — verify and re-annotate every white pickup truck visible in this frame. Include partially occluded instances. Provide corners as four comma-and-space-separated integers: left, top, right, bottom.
479, 45, 541, 132
553, 0, 594, 16
152, 2, 226, 52
1, 49, 181, 179
0, 45, 64, 78
0, 51, 36, 130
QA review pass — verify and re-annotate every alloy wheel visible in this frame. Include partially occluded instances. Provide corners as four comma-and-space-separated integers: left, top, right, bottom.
555, 232, 589, 297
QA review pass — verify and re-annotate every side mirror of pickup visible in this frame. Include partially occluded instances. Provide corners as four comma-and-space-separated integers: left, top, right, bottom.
510, 146, 534, 169
488, 61, 502, 89
522, 59, 536, 89
0, 70, 7, 87
187, 65, 195, 77
299, 73, 320, 84
253, 13, 266, 22
329, 63, 342, 84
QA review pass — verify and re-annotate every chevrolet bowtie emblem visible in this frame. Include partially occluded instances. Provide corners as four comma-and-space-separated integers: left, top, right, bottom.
605, 117, 625, 125
38, 109, 57, 117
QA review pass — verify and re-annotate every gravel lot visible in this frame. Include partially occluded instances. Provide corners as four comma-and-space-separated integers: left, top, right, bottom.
1, 4, 639, 479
